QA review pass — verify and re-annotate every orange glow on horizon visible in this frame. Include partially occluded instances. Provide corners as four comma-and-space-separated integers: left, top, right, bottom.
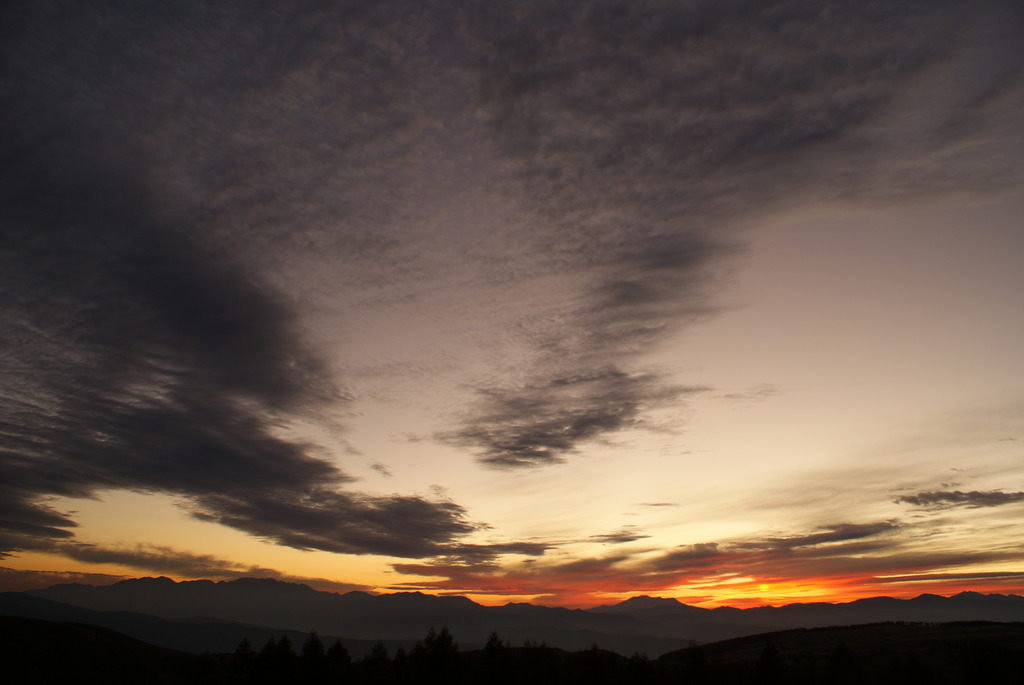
6, 546, 1023, 609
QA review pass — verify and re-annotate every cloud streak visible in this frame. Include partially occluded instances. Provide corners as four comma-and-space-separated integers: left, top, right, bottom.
0, 0, 484, 561
1, 0, 1021, 596
895, 490, 1024, 509
590, 527, 651, 545
389, 518, 1024, 606
447, 0, 1021, 468
443, 369, 704, 467
73, 545, 374, 594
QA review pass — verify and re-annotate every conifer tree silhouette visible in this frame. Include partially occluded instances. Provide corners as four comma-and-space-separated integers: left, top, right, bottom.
754, 639, 786, 685
826, 641, 863, 684
325, 639, 352, 682
481, 631, 511, 685
300, 631, 327, 684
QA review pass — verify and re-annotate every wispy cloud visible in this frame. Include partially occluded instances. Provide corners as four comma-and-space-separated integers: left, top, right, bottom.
447, 0, 1020, 469
2, 0, 1020, 585
442, 369, 704, 467
718, 383, 783, 404
875, 570, 1024, 586
0, 566, 126, 593
895, 490, 1024, 509
389, 518, 1024, 606
750, 522, 901, 552
0, 0, 476, 560
30, 542, 372, 593
370, 462, 394, 478
590, 527, 651, 545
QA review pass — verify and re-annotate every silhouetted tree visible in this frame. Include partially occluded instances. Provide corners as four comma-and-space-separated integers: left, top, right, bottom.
518, 642, 564, 683
883, 652, 932, 685
959, 639, 1009, 685
325, 639, 352, 682
753, 639, 785, 685
480, 631, 510, 685
276, 635, 298, 672
392, 646, 411, 684
303, 631, 325, 661
230, 636, 256, 684
253, 636, 276, 684
826, 641, 863, 684
359, 640, 390, 685
254, 636, 296, 684
627, 652, 656, 685
574, 643, 618, 685
413, 626, 460, 685
682, 641, 709, 684
300, 631, 327, 684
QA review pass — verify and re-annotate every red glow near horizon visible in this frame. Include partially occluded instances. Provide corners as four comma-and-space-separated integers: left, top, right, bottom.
383, 564, 1024, 609
453, 576, 1024, 610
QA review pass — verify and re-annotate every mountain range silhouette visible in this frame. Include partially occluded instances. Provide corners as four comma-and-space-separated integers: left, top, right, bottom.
2, 577, 1020, 656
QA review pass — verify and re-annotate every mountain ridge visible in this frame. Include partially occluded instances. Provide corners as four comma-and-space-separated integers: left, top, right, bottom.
19, 577, 1024, 656
32, 575, 1024, 610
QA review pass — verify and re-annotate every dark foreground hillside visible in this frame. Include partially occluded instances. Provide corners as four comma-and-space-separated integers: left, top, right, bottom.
3, 616, 1024, 684
0, 616, 215, 684
658, 621, 1024, 684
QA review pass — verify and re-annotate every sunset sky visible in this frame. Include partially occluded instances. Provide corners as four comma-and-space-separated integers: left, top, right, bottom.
2, 0, 1023, 608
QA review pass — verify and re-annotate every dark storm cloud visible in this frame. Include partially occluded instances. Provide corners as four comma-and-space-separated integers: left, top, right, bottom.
895, 490, 1024, 509
450, 0, 1019, 467
442, 369, 704, 467
0, 0, 481, 559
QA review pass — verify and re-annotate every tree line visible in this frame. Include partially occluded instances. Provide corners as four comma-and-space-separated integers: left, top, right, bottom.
209, 624, 1018, 685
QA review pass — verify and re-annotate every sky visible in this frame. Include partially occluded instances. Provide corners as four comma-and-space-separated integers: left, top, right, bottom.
2, 0, 1023, 609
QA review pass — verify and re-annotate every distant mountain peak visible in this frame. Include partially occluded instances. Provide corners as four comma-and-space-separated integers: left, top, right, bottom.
21, 579, 1024, 657
122, 576, 176, 585
619, 595, 682, 607
222, 577, 313, 590
589, 594, 703, 615
912, 593, 945, 601
952, 590, 1024, 602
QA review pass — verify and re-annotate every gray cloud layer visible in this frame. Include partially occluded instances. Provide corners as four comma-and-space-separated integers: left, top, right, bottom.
1, 0, 1020, 565
895, 490, 1024, 509
446, 0, 1023, 467
0, 0, 484, 560
443, 369, 704, 467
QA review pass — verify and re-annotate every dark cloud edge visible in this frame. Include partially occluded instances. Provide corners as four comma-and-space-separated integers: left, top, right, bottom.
446, 0, 1021, 470
894, 489, 1024, 509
